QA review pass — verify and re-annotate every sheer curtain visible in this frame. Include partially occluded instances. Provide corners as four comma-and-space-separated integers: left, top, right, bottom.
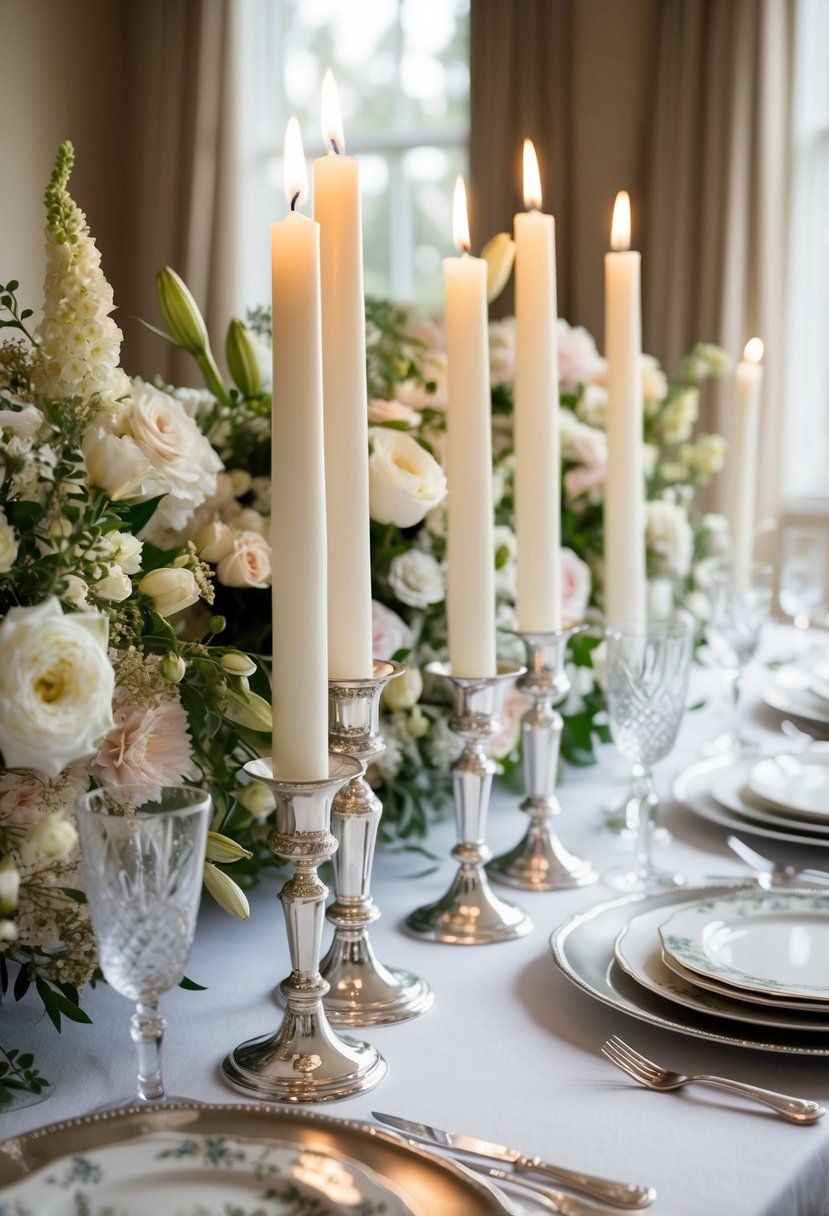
119, 0, 244, 383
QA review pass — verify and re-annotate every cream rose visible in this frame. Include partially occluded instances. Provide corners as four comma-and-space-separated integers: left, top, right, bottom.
82, 426, 152, 501
0, 511, 19, 573
216, 531, 272, 589
0, 597, 114, 777
94, 569, 132, 602
368, 429, 447, 528
388, 549, 444, 608
24, 814, 78, 862
139, 566, 200, 617
197, 520, 235, 563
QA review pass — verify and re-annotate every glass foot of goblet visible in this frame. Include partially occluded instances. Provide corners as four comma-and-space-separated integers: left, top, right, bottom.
603, 863, 687, 893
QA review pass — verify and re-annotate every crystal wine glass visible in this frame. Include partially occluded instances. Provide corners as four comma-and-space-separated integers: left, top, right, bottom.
75, 785, 211, 1106
604, 619, 694, 892
703, 560, 773, 754
779, 525, 827, 638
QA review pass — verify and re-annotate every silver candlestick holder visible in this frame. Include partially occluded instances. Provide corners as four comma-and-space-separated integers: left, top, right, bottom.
487, 628, 598, 891
405, 661, 533, 945
322, 660, 435, 1025
222, 754, 387, 1103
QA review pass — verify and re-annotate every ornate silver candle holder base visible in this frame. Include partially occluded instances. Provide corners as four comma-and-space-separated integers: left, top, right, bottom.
405, 662, 533, 945
322, 660, 435, 1026
487, 628, 597, 892
222, 755, 387, 1103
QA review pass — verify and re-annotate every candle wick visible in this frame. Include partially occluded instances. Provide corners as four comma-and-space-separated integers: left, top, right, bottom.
290, 191, 300, 211
330, 137, 340, 155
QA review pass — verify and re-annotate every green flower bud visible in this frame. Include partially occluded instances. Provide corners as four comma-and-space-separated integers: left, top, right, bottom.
208, 615, 227, 634
156, 266, 209, 356
221, 652, 257, 678
226, 318, 262, 398
160, 653, 187, 683
203, 862, 250, 919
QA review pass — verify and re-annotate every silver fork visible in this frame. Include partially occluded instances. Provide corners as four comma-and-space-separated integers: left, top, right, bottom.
601, 1036, 825, 1124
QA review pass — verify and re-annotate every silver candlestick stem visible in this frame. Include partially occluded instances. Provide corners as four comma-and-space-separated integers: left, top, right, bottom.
322, 660, 435, 1025
487, 628, 597, 891
222, 754, 387, 1103
405, 661, 533, 945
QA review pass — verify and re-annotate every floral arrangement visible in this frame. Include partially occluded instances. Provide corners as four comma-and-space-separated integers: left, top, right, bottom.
0, 144, 273, 1078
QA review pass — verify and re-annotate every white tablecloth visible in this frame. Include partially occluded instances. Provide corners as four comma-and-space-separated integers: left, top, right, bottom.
4, 634, 829, 1215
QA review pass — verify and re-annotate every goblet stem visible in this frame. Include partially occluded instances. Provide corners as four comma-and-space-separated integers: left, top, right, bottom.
632, 770, 658, 884
130, 1000, 166, 1102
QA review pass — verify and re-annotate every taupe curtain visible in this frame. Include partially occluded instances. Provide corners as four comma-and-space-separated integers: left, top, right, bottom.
469, 0, 572, 317
119, 0, 243, 383
644, 0, 794, 523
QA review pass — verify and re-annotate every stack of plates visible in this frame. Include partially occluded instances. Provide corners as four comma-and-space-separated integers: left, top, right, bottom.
763, 655, 829, 729
550, 885, 829, 1055
672, 746, 829, 848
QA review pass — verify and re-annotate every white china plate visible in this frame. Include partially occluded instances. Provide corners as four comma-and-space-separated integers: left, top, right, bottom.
659, 947, 829, 1014
549, 884, 829, 1054
0, 1105, 515, 1215
659, 890, 829, 1000
671, 752, 829, 849
748, 753, 829, 819
711, 764, 829, 832
0, 1130, 418, 1216
810, 676, 829, 704
763, 662, 829, 727
613, 905, 829, 1030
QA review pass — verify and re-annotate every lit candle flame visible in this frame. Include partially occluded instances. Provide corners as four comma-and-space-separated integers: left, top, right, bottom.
453, 176, 471, 253
321, 69, 345, 155
610, 191, 631, 251
523, 139, 542, 210
283, 116, 308, 210
743, 337, 764, 363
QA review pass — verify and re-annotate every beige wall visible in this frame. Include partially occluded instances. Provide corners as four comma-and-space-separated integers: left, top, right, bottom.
1, 1, 126, 322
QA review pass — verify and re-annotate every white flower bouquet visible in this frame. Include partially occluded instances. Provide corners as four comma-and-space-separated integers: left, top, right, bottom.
0, 144, 273, 1087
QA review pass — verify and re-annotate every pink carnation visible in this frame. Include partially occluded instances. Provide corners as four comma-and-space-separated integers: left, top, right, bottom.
96, 698, 196, 803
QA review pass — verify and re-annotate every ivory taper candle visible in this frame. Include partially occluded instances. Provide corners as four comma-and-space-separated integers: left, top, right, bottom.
603, 190, 646, 626
270, 116, 329, 778
730, 337, 764, 582
514, 138, 562, 631
444, 177, 496, 676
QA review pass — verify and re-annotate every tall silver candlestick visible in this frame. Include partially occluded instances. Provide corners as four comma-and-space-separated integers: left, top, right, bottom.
322, 660, 435, 1025
405, 661, 532, 944
487, 628, 597, 891
222, 754, 387, 1103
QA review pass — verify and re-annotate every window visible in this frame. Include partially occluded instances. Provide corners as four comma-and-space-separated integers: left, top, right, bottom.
783, 0, 829, 510
238, 0, 470, 313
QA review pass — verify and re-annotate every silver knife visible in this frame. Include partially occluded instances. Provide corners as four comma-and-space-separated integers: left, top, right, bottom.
372, 1112, 655, 1209
727, 835, 829, 886
464, 1162, 630, 1216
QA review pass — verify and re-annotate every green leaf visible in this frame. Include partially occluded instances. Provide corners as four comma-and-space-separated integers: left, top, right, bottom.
116, 495, 164, 534
59, 887, 88, 904
178, 976, 207, 991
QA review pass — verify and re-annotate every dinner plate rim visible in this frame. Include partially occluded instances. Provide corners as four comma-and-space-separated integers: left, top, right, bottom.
0, 1102, 516, 1213
549, 883, 829, 1055
763, 663, 829, 727
659, 889, 829, 1000
748, 753, 829, 819
711, 763, 829, 831
613, 905, 829, 1030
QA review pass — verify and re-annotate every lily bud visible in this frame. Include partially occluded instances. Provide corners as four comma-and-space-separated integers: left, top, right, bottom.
139, 566, 200, 618
481, 232, 516, 303
156, 267, 209, 356
160, 653, 187, 683
221, 651, 257, 678
203, 862, 250, 919
206, 831, 253, 864
224, 687, 273, 732
226, 319, 262, 398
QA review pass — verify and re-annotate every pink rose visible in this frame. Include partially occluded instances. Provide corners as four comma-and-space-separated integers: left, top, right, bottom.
557, 320, 606, 388
367, 398, 422, 427
560, 547, 591, 624
96, 698, 196, 802
564, 463, 607, 498
489, 689, 528, 761
216, 531, 272, 589
372, 601, 413, 660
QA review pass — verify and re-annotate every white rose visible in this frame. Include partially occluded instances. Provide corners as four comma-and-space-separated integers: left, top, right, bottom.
576, 383, 608, 429
107, 532, 143, 574
0, 512, 19, 573
381, 664, 423, 711
647, 576, 675, 619
139, 566, 200, 617
82, 426, 152, 501
645, 499, 694, 578
0, 597, 114, 777
372, 601, 413, 660
367, 399, 423, 427
94, 569, 132, 602
388, 550, 444, 608
560, 547, 592, 624
368, 429, 447, 528
234, 781, 276, 819
216, 532, 272, 589
559, 409, 608, 469
24, 814, 78, 862
197, 520, 236, 563
62, 574, 89, 607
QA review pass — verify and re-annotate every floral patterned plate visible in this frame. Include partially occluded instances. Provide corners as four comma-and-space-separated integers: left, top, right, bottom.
0, 1130, 419, 1216
614, 905, 829, 1029
659, 890, 829, 1001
